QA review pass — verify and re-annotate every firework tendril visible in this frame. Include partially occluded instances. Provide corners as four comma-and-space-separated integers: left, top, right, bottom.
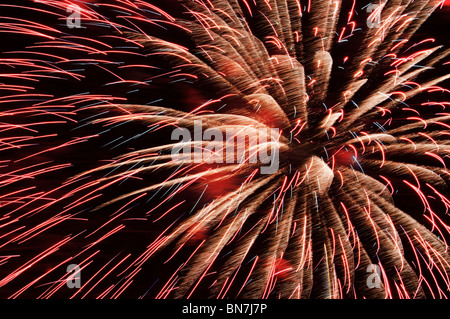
0, 0, 449, 299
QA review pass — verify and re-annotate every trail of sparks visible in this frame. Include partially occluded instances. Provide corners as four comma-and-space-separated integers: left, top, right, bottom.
0, 0, 448, 299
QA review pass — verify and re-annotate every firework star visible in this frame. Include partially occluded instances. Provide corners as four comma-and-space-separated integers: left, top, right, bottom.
0, 0, 449, 299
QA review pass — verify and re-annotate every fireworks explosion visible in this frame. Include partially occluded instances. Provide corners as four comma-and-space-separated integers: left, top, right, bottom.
0, 0, 449, 299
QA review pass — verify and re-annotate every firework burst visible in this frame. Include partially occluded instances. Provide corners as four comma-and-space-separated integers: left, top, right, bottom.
0, 0, 449, 299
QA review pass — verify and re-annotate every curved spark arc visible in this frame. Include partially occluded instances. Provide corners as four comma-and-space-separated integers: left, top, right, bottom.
0, 0, 448, 299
